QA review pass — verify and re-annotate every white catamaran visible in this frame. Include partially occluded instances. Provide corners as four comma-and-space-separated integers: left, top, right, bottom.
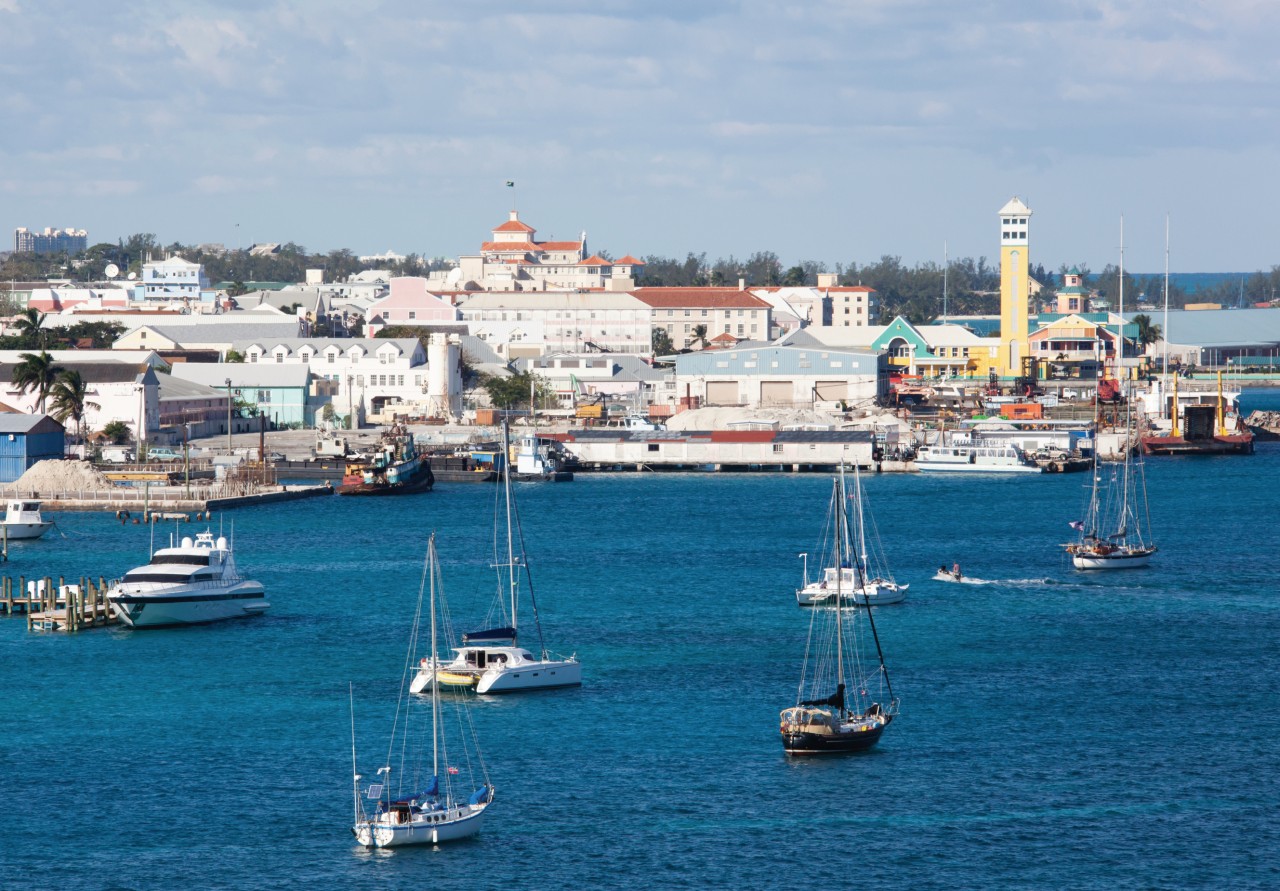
352, 534, 494, 848
410, 423, 581, 696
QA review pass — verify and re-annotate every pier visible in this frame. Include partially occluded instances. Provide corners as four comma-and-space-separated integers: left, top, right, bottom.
3, 483, 334, 513
1, 575, 119, 631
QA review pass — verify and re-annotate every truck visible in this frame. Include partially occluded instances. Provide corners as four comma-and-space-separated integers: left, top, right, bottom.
100, 446, 135, 463
313, 433, 350, 458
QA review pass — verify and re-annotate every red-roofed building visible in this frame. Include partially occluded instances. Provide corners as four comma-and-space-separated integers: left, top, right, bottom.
437, 210, 644, 292
632, 287, 773, 349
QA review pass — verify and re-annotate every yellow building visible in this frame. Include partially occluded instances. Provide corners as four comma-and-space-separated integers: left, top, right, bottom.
997, 197, 1032, 377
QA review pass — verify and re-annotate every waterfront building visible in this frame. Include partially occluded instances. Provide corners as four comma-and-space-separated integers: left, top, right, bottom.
438, 210, 644, 292
14, 227, 88, 254
661, 344, 886, 410
634, 288, 773, 349
519, 352, 666, 410
142, 255, 214, 303
869, 317, 992, 378
155, 375, 236, 440
0, 356, 161, 444
0, 415, 65, 483
1027, 314, 1121, 378
170, 363, 313, 428
1055, 268, 1091, 314
997, 196, 1033, 377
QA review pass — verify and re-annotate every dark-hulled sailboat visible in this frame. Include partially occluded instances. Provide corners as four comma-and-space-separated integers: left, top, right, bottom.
780, 465, 898, 755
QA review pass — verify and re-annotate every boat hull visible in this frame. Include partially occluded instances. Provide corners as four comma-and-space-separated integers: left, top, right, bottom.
354, 801, 489, 848
797, 582, 908, 607
1071, 548, 1155, 570
1, 521, 53, 540
337, 464, 434, 496
781, 720, 890, 755
913, 460, 1043, 474
109, 582, 269, 627
475, 659, 582, 694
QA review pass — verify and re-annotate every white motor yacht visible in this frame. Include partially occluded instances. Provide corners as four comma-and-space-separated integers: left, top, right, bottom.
1, 500, 53, 540
107, 531, 268, 627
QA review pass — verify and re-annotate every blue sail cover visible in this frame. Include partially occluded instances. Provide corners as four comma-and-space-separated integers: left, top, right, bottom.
463, 626, 516, 644
468, 786, 491, 805
422, 776, 438, 797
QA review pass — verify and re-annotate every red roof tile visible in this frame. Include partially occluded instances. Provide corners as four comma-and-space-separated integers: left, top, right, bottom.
537, 240, 583, 251
616, 255, 646, 265
481, 241, 538, 252
493, 219, 534, 233
580, 255, 612, 266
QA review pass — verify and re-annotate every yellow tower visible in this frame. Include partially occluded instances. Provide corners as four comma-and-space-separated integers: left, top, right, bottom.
997, 196, 1032, 377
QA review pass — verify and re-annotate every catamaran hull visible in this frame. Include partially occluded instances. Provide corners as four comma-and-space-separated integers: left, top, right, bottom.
355, 803, 488, 848
1071, 549, 1155, 570
109, 584, 269, 627
797, 583, 908, 607
475, 660, 582, 694
782, 722, 889, 755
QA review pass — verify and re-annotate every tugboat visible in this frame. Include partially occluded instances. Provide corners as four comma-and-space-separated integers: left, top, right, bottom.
338, 427, 434, 496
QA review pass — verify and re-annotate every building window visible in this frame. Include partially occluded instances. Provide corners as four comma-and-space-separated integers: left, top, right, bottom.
408, 311, 416, 319
276, 354, 284, 363
257, 390, 271, 403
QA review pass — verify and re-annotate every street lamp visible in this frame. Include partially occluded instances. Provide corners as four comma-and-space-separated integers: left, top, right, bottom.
226, 377, 233, 453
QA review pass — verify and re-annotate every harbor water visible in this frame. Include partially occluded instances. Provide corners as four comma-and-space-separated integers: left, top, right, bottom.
2, 449, 1278, 889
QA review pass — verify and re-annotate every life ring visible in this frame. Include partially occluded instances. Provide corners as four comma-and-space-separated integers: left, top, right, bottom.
1047, 462, 1059, 473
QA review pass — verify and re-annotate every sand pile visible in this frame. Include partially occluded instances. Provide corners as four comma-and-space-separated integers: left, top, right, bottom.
5, 459, 117, 494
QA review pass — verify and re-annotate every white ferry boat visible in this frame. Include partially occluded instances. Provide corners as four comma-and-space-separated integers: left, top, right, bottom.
913, 433, 1043, 474
107, 531, 269, 627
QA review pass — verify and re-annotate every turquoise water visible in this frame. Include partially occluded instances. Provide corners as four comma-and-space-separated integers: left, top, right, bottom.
3, 454, 1278, 889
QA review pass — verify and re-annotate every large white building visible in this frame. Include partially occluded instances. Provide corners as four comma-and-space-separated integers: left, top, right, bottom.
142, 255, 213, 303
459, 291, 653, 357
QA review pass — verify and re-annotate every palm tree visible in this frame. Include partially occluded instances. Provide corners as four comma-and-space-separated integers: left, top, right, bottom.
13, 351, 60, 413
691, 324, 709, 349
48, 369, 99, 443
12, 307, 48, 347
1132, 313, 1163, 353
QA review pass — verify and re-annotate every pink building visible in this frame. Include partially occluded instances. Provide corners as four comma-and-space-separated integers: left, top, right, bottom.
364, 277, 461, 335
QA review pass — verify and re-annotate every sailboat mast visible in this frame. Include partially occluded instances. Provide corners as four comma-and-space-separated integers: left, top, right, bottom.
833, 470, 845, 708
850, 463, 895, 704
350, 683, 360, 824
1163, 214, 1170, 415
429, 535, 440, 791
502, 422, 518, 633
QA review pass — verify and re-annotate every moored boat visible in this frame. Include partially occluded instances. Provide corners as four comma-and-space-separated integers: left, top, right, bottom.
913, 433, 1043, 474
781, 465, 898, 755
1, 499, 53, 540
107, 530, 268, 627
337, 426, 433, 495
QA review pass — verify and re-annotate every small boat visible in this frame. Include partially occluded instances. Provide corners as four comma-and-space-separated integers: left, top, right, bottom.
1, 499, 53, 540
352, 534, 494, 848
913, 433, 1044, 474
781, 465, 899, 755
796, 472, 906, 607
337, 426, 434, 496
107, 530, 268, 627
510, 432, 575, 482
933, 567, 988, 584
411, 422, 581, 695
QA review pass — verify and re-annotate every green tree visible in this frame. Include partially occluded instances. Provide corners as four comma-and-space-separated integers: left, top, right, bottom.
225, 350, 245, 363
691, 324, 709, 349
1132, 314, 1163, 351
652, 327, 674, 355
480, 371, 548, 409
101, 420, 131, 444
48, 369, 100, 443
12, 307, 48, 348
13, 351, 60, 413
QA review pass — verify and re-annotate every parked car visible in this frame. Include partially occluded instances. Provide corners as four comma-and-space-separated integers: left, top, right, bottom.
144, 447, 184, 463
99, 446, 135, 463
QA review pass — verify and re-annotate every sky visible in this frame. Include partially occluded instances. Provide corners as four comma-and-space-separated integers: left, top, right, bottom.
2, 0, 1278, 273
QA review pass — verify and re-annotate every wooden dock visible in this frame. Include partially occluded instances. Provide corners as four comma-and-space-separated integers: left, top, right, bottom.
0, 575, 120, 631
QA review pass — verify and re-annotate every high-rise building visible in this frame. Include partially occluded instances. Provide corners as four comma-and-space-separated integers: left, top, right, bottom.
14, 227, 89, 254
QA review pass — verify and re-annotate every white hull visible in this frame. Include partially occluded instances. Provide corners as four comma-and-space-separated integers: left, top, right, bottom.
109, 581, 269, 627
797, 581, 907, 607
1071, 549, 1155, 570
1, 521, 52, 540
913, 459, 1043, 474
354, 800, 489, 848
476, 658, 582, 694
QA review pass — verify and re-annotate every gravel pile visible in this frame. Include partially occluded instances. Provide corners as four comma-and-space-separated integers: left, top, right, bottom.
5, 460, 117, 494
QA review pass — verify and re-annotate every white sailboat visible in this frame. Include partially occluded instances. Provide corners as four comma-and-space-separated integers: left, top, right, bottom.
352, 534, 494, 848
796, 466, 907, 606
782, 464, 899, 755
1065, 221, 1156, 570
410, 423, 581, 695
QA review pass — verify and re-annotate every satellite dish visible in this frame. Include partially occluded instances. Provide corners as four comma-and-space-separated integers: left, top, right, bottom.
446, 267, 462, 285
126, 271, 137, 280
104, 263, 119, 279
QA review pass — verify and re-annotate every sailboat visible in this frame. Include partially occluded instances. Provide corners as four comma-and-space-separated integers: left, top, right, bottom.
410, 422, 581, 696
795, 466, 907, 606
1065, 397, 1157, 569
1065, 222, 1156, 570
781, 465, 899, 755
351, 534, 494, 848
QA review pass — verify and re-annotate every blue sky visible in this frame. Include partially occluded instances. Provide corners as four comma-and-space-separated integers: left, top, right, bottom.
2, 0, 1277, 273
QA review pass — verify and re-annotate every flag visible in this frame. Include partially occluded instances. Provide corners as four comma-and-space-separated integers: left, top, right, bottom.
447, 766, 459, 775
1068, 520, 1084, 531
505, 180, 515, 187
